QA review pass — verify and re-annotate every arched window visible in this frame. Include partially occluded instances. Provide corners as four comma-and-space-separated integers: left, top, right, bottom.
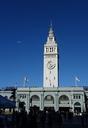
59, 95, 69, 104
44, 95, 54, 104
59, 95, 69, 101
74, 102, 81, 106
30, 95, 40, 107
31, 95, 40, 101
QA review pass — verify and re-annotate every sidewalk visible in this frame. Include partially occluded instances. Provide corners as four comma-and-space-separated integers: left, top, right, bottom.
63, 116, 87, 128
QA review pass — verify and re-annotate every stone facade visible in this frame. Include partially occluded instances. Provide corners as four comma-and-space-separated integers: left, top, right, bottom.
16, 87, 86, 113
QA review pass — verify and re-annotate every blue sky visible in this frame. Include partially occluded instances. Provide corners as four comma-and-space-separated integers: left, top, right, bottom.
0, 0, 88, 88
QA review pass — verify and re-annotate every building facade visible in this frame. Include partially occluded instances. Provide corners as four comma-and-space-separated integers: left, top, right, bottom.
16, 26, 87, 113
16, 87, 85, 113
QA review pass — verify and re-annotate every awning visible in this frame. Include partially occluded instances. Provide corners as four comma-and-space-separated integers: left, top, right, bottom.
0, 95, 16, 108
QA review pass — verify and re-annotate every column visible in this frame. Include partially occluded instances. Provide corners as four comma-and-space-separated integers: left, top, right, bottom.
26, 94, 30, 113
54, 93, 58, 111
40, 93, 44, 110
15, 94, 19, 111
70, 92, 74, 112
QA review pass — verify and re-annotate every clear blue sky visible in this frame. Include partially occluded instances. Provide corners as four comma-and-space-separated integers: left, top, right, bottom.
0, 0, 88, 88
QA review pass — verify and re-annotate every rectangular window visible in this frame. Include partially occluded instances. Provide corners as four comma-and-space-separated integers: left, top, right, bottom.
73, 95, 75, 99
79, 95, 80, 99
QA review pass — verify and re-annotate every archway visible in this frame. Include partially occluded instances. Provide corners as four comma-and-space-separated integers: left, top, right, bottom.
59, 95, 70, 112
44, 95, 54, 110
30, 95, 40, 107
74, 102, 81, 114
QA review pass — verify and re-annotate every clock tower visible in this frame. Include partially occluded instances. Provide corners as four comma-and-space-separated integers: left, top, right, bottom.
43, 26, 59, 87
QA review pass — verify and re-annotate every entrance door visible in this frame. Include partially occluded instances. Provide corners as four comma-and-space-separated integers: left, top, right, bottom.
74, 107, 81, 113
74, 102, 81, 114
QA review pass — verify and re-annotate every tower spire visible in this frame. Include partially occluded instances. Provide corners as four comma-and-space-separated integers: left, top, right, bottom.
50, 20, 52, 29
47, 22, 56, 43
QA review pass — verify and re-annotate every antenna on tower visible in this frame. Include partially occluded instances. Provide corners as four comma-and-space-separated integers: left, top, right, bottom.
50, 20, 53, 28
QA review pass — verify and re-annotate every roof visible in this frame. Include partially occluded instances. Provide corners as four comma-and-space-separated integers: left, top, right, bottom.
0, 95, 16, 108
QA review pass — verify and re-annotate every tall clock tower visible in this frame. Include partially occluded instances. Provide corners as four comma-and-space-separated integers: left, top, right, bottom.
43, 26, 59, 88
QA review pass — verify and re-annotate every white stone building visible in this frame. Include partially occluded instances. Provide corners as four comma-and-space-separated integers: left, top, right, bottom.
0, 90, 12, 99
16, 26, 86, 113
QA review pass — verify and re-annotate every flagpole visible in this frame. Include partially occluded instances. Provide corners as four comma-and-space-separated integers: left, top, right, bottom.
23, 76, 27, 87
23, 76, 29, 87
23, 77, 26, 87
75, 78, 77, 87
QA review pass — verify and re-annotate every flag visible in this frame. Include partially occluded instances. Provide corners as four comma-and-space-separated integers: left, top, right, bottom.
24, 77, 29, 82
75, 76, 80, 82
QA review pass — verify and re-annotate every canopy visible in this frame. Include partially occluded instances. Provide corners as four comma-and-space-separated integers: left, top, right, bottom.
0, 95, 16, 108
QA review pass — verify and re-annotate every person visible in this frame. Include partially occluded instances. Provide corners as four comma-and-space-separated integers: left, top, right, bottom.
81, 113, 85, 128
0, 115, 5, 128
56, 111, 63, 128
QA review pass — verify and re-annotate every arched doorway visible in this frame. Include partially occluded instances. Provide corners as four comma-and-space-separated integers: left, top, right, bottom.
30, 95, 40, 108
59, 95, 70, 112
74, 102, 81, 114
44, 95, 54, 110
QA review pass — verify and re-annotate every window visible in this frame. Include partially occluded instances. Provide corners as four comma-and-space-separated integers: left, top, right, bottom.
46, 48, 49, 52
50, 47, 52, 52
50, 47, 53, 52
20, 94, 26, 99
73, 95, 75, 99
79, 95, 80, 99
73, 94, 81, 99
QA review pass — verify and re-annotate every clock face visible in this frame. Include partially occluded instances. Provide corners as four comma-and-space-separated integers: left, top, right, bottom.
47, 61, 56, 70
